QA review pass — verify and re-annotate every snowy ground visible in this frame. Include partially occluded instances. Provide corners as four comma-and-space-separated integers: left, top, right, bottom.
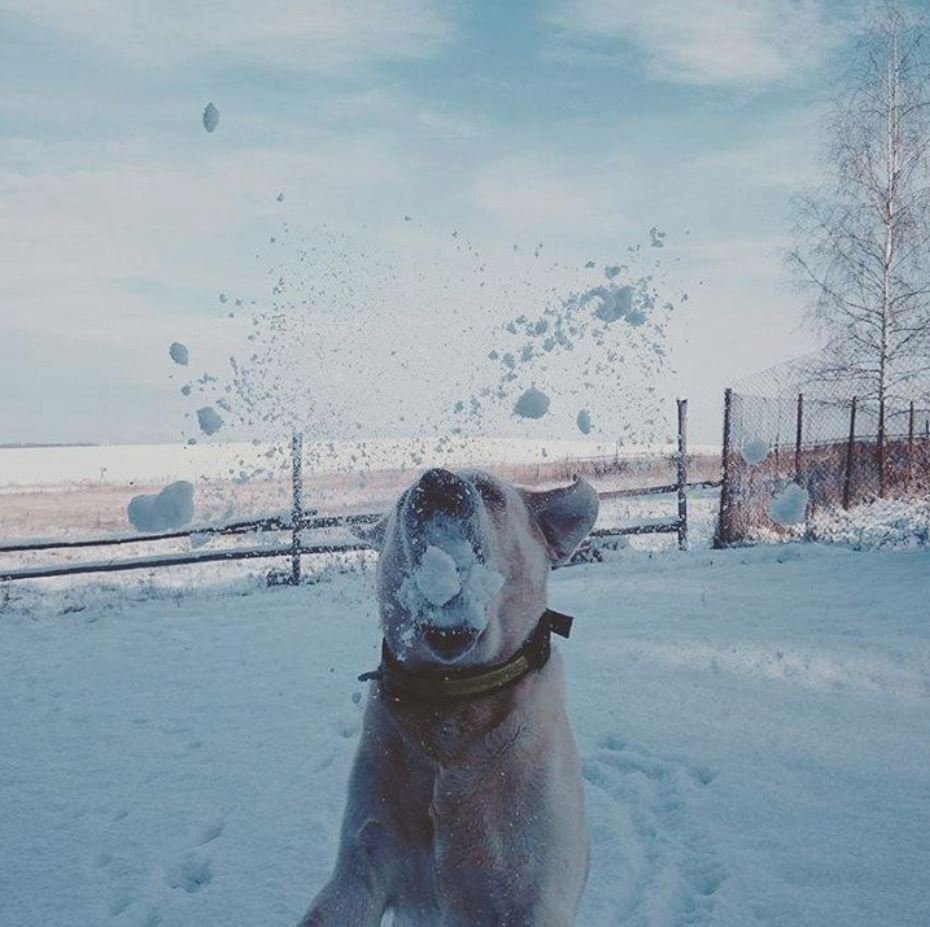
2, 544, 929, 927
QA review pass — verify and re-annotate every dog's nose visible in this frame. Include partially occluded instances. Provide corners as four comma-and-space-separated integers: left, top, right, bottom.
423, 625, 480, 662
409, 468, 476, 521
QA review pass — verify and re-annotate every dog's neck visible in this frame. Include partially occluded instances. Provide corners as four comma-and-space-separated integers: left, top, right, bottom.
376, 660, 551, 768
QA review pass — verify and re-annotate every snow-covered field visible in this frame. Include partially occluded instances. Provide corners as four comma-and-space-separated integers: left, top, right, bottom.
2, 543, 929, 927
0, 438, 721, 489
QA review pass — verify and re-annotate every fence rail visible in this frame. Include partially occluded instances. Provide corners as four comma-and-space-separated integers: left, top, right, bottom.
1, 400, 711, 584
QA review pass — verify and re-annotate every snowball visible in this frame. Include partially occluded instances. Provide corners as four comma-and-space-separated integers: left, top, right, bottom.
127, 481, 194, 532
577, 409, 593, 434
414, 546, 461, 606
196, 406, 224, 436
202, 102, 219, 133
769, 483, 809, 526
169, 342, 189, 366
741, 439, 770, 466
514, 387, 550, 419
398, 520, 506, 639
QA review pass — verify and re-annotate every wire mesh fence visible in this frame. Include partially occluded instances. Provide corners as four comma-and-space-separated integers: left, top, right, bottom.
717, 388, 930, 545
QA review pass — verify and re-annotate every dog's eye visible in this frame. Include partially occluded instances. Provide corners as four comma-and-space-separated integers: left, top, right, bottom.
471, 476, 506, 510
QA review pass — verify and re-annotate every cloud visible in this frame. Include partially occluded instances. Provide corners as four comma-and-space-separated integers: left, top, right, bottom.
0, 0, 451, 73
544, 0, 847, 86
471, 153, 636, 237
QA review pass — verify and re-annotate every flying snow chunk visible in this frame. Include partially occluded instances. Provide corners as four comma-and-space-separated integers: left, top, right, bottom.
196, 406, 224, 436
577, 409, 593, 435
169, 342, 189, 366
741, 439, 770, 466
580, 284, 634, 323
415, 546, 462, 606
276, 192, 285, 203
127, 480, 194, 532
202, 102, 219, 133
604, 265, 621, 280
514, 387, 550, 419
768, 483, 809, 526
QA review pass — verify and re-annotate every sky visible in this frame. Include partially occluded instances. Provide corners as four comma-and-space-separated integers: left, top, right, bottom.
0, 0, 884, 447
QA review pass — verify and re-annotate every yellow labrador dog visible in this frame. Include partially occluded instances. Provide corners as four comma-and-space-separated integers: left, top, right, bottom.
299, 468, 598, 927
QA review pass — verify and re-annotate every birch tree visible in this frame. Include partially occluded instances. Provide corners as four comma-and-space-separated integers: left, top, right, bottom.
788, 2, 930, 493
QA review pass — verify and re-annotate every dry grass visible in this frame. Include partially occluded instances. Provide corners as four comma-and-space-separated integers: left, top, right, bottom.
1, 451, 722, 542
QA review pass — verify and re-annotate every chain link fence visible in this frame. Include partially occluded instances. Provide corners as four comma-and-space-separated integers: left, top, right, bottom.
717, 386, 930, 545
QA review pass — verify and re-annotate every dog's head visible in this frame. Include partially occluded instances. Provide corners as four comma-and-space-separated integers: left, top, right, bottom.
360, 468, 598, 668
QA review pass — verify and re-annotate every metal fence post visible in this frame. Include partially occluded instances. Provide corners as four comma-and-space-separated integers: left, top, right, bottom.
843, 397, 857, 510
291, 432, 303, 585
794, 392, 804, 483
907, 400, 915, 491
714, 388, 733, 549
676, 398, 688, 551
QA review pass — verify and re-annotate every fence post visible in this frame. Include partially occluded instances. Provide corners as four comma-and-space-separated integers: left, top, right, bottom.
843, 396, 857, 510
907, 400, 915, 491
794, 392, 804, 483
714, 388, 733, 549
290, 432, 304, 585
676, 398, 688, 551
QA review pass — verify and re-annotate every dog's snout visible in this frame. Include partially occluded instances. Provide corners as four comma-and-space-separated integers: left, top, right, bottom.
409, 468, 476, 520
423, 625, 480, 662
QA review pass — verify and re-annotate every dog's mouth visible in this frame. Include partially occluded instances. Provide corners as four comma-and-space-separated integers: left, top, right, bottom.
389, 468, 505, 664
422, 624, 481, 662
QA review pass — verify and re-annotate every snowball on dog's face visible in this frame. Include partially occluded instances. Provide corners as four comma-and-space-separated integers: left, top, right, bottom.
361, 469, 598, 668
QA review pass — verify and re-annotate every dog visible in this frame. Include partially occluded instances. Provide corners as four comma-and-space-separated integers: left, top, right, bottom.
299, 467, 599, 927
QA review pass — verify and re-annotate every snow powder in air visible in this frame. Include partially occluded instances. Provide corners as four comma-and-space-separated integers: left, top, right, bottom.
169, 342, 189, 366
127, 480, 194, 532
514, 387, 550, 419
196, 406, 224, 436
769, 483, 809, 526
581, 284, 634, 324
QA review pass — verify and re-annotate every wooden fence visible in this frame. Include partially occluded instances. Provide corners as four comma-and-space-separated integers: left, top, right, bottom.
1, 400, 716, 584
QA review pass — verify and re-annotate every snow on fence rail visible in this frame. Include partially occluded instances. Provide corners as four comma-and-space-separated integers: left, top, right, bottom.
0, 402, 715, 584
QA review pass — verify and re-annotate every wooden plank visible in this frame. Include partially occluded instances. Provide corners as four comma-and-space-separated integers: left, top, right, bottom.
677, 398, 689, 551
0, 542, 374, 583
714, 387, 733, 548
591, 520, 681, 537
0, 516, 291, 554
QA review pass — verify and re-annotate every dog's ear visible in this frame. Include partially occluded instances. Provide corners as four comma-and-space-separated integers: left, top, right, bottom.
350, 514, 388, 550
521, 476, 599, 565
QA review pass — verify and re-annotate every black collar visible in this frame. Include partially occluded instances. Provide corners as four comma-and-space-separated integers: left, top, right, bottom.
358, 608, 575, 704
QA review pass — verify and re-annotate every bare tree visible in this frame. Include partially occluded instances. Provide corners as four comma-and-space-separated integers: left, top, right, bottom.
789, 2, 930, 494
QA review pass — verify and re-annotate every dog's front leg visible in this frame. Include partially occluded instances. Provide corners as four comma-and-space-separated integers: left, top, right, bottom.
297, 860, 386, 927
298, 818, 393, 927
